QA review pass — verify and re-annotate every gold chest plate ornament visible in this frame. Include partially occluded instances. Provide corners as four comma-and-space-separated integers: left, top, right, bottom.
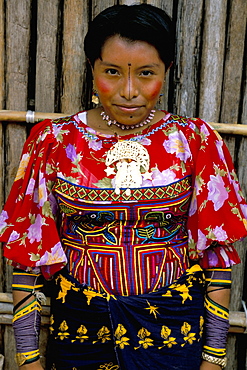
105, 140, 151, 196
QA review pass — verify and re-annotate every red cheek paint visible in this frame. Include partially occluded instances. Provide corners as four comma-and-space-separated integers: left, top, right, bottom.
95, 78, 111, 94
149, 81, 163, 99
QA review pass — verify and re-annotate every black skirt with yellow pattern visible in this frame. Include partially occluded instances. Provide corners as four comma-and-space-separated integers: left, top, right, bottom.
46, 265, 205, 370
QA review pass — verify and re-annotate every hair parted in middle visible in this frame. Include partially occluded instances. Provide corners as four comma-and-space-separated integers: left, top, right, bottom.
84, 4, 175, 71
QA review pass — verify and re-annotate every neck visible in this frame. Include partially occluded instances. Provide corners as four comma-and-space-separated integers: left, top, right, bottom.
101, 109, 156, 131
86, 108, 165, 137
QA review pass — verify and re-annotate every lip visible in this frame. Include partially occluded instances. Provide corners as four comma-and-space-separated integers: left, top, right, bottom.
114, 105, 144, 113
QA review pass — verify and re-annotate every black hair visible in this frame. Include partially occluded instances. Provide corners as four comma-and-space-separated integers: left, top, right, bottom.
84, 4, 175, 71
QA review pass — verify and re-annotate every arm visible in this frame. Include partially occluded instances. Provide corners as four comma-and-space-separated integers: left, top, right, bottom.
200, 268, 231, 370
12, 270, 45, 370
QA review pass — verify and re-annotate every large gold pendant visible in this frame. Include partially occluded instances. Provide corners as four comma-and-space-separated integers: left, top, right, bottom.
105, 140, 151, 196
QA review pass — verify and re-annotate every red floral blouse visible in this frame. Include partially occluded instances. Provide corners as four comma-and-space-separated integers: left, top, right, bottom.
0, 111, 246, 295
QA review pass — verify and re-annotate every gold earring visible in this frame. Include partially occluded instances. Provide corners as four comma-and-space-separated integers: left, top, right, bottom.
158, 93, 164, 105
92, 81, 100, 105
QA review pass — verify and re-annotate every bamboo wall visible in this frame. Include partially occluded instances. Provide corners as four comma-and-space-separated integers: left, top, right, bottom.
0, 0, 247, 369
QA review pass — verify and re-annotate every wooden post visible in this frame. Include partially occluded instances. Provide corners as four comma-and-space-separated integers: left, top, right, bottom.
5, 0, 31, 196
6, 1, 31, 112
220, 0, 247, 162
236, 0, 247, 198
0, 0, 4, 208
147, 0, 173, 17
238, 73, 247, 198
4, 1, 32, 367
61, 0, 88, 113
92, 0, 116, 16
220, 0, 247, 125
0, 0, 4, 109
147, 0, 173, 112
224, 0, 247, 333
5, 1, 32, 293
35, 0, 61, 112
241, 63, 247, 124
174, 0, 203, 117
0, 0, 4, 358
199, 0, 227, 122
0, 121, 3, 293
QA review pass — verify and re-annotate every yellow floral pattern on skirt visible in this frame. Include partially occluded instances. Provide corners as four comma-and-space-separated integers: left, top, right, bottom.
51, 317, 204, 350
48, 265, 205, 369
51, 363, 120, 370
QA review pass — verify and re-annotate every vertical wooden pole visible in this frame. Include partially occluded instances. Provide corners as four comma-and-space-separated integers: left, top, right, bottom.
6, 1, 31, 111
0, 118, 3, 293
0, 0, 4, 207
5, 0, 31, 196
0, 0, 4, 209
0, 0, 4, 109
147, 0, 173, 112
118, 0, 139, 5
61, 0, 88, 113
220, 0, 247, 156
237, 18, 247, 197
199, 0, 227, 122
241, 64, 247, 125
92, 0, 116, 16
0, 0, 5, 356
4, 1, 32, 367
35, 0, 60, 112
35, 6, 59, 361
5, 0, 32, 297
221, 0, 247, 315
174, 0, 204, 117
220, 0, 247, 124
226, 335, 238, 370
232, 7, 247, 367
147, 0, 172, 15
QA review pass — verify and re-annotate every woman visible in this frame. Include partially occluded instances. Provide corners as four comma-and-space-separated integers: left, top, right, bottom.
0, 4, 247, 370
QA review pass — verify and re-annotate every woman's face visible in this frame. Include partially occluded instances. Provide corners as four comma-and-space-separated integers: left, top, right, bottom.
93, 35, 166, 126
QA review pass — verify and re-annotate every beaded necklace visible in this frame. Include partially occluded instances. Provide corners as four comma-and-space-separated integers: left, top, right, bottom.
101, 109, 155, 131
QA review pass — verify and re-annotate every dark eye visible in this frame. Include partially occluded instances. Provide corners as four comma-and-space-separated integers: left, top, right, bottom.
140, 70, 154, 76
106, 68, 119, 75
90, 214, 97, 219
165, 213, 172, 220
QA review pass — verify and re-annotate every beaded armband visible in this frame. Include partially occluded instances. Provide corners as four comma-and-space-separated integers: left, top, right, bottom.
12, 270, 44, 293
204, 268, 231, 289
12, 269, 44, 366
202, 268, 231, 368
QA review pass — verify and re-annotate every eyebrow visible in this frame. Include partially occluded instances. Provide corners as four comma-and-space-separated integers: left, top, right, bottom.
99, 61, 161, 69
99, 62, 121, 68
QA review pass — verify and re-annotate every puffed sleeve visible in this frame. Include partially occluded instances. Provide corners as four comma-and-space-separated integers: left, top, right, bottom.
0, 120, 67, 278
186, 118, 247, 268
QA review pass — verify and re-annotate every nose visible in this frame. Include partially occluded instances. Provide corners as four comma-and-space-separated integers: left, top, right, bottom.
120, 74, 139, 100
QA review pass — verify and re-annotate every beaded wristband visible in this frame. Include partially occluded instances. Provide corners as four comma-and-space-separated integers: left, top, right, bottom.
202, 352, 227, 368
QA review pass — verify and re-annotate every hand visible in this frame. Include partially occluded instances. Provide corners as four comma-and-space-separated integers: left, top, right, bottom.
200, 360, 222, 370
20, 359, 44, 370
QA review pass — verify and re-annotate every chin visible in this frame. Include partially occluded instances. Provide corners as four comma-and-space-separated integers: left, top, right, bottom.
114, 110, 148, 123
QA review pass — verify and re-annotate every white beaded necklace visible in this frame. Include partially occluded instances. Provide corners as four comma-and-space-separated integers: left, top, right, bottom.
101, 109, 156, 130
